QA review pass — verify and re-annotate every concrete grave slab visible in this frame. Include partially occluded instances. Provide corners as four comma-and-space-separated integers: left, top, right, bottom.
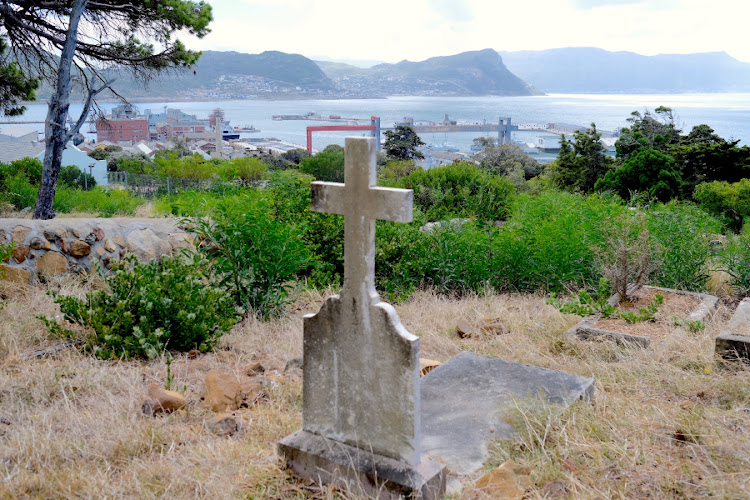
716, 297, 750, 362
420, 351, 594, 481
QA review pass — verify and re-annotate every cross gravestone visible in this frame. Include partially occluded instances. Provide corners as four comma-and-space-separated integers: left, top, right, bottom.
279, 137, 446, 498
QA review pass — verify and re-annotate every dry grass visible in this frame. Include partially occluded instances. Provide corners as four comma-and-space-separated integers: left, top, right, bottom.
1, 281, 749, 499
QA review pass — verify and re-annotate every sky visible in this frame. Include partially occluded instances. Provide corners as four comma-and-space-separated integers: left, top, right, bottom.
181, 0, 750, 65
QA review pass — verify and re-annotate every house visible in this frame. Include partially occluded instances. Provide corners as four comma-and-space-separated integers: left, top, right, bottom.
0, 141, 107, 186
0, 125, 39, 142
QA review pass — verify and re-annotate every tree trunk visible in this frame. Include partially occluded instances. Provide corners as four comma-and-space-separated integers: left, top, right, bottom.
33, 0, 88, 220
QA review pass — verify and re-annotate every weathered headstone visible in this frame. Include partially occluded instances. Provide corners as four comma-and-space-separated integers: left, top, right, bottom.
279, 137, 446, 498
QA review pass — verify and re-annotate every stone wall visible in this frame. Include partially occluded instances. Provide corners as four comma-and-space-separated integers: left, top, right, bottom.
0, 218, 193, 285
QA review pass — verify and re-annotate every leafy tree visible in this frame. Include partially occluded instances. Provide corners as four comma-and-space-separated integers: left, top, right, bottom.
0, 35, 37, 116
595, 148, 682, 202
282, 148, 311, 165
615, 106, 681, 160
384, 125, 425, 161
473, 141, 542, 179
670, 124, 750, 196
58, 164, 96, 190
693, 178, 750, 232
548, 124, 615, 192
87, 145, 122, 161
0, 1, 213, 219
299, 146, 345, 182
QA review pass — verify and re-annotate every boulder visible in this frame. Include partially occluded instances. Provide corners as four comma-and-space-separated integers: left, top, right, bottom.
419, 358, 441, 376
201, 369, 242, 412
104, 239, 117, 253
206, 414, 239, 436
467, 460, 531, 500
239, 381, 266, 407
1, 265, 30, 285
126, 229, 172, 262
69, 240, 91, 258
36, 252, 67, 277
142, 382, 187, 415
11, 245, 29, 264
11, 225, 31, 243
456, 318, 478, 338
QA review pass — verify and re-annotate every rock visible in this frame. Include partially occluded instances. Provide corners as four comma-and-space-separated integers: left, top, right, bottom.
419, 358, 441, 376
206, 414, 239, 436
239, 381, 267, 407
469, 460, 531, 500
540, 480, 570, 499
71, 227, 87, 238
60, 239, 68, 254
104, 238, 117, 253
55, 229, 67, 239
187, 349, 201, 359
680, 399, 696, 410
43, 230, 56, 241
96, 246, 106, 257
168, 233, 194, 252
69, 240, 91, 258
36, 252, 67, 278
283, 358, 302, 372
456, 318, 478, 338
11, 245, 29, 264
93, 226, 105, 241
142, 382, 187, 415
481, 318, 509, 335
125, 229, 172, 262
113, 234, 126, 248
201, 369, 242, 412
84, 233, 96, 245
1, 265, 30, 285
244, 362, 266, 376
0, 230, 6, 245
29, 237, 45, 250
11, 225, 31, 243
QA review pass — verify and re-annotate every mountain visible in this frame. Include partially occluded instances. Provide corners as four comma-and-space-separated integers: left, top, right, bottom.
33, 50, 335, 101
318, 49, 539, 97
498, 48, 750, 93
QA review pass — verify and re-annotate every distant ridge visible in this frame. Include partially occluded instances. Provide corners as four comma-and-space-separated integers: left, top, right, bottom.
498, 47, 750, 93
318, 49, 539, 97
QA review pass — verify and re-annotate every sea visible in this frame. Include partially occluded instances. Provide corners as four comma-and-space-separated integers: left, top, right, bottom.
7, 93, 750, 154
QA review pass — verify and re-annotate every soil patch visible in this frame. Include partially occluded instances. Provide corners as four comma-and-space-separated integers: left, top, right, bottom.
592, 287, 702, 342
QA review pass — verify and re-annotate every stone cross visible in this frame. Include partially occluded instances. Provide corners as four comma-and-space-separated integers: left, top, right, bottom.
303, 137, 421, 464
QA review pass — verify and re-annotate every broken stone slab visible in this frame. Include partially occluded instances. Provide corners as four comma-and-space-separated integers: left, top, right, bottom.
566, 285, 719, 348
420, 351, 594, 489
279, 430, 446, 500
715, 297, 750, 362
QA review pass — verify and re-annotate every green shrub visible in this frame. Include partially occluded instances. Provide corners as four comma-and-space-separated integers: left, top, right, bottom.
190, 194, 312, 319
491, 191, 625, 292
217, 156, 267, 182
396, 162, 516, 222
693, 178, 750, 232
53, 186, 144, 216
42, 255, 239, 359
720, 227, 750, 298
1, 157, 43, 185
1, 171, 38, 210
646, 201, 721, 292
299, 147, 345, 182
58, 164, 96, 190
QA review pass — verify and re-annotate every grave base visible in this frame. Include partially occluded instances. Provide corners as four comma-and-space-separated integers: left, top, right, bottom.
279, 430, 446, 500
715, 297, 750, 362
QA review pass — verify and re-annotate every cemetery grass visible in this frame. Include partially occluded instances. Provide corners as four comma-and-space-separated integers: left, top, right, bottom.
1, 281, 749, 499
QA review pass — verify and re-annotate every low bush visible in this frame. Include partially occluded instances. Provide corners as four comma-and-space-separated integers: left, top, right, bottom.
52, 186, 144, 216
491, 191, 625, 292
720, 227, 750, 298
299, 146, 345, 182
693, 178, 750, 232
42, 255, 239, 359
190, 194, 312, 319
646, 201, 721, 292
395, 161, 516, 222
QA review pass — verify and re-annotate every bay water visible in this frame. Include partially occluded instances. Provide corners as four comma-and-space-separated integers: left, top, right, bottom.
9, 93, 750, 153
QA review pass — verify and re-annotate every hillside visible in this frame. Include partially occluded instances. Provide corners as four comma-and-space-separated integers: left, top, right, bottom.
499, 48, 750, 93
318, 48, 539, 97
